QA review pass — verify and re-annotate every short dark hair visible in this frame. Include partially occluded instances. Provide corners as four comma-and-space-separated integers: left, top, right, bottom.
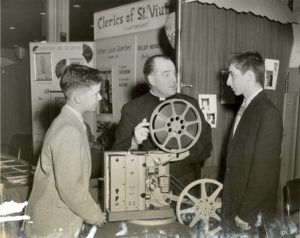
60, 64, 101, 98
143, 55, 172, 84
229, 51, 265, 85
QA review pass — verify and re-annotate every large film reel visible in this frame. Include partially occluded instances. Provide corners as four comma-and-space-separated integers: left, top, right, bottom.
149, 99, 201, 153
176, 179, 223, 235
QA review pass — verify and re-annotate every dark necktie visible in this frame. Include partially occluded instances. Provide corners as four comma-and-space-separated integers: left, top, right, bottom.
233, 100, 246, 135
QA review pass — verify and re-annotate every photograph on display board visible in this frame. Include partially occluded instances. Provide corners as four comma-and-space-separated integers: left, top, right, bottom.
99, 69, 113, 114
265, 70, 274, 87
264, 59, 279, 90
200, 98, 210, 112
34, 52, 53, 81
198, 94, 217, 128
206, 113, 216, 128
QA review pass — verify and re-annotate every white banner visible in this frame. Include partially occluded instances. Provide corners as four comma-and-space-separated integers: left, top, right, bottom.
94, 0, 170, 40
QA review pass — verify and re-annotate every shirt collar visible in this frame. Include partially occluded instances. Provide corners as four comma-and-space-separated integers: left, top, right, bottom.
244, 88, 263, 107
64, 104, 84, 124
150, 90, 166, 101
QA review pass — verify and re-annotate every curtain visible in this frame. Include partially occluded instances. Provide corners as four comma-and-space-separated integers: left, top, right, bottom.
296, 92, 300, 178
1, 49, 32, 154
181, 2, 294, 170
184, 0, 296, 24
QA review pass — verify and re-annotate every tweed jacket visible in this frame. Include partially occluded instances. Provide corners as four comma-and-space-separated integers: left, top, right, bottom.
222, 91, 283, 225
24, 106, 103, 237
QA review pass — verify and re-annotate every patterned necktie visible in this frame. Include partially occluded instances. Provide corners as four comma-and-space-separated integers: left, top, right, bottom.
233, 100, 246, 135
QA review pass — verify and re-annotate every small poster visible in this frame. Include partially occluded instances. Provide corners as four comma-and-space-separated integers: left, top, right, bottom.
264, 59, 279, 90
99, 69, 113, 114
34, 52, 53, 81
199, 94, 217, 128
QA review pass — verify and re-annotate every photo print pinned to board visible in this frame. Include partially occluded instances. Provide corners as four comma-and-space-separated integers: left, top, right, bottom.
264, 59, 279, 90
34, 52, 53, 81
98, 69, 113, 115
198, 94, 217, 128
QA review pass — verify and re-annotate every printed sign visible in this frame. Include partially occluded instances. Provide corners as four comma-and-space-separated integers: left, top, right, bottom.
94, 0, 170, 39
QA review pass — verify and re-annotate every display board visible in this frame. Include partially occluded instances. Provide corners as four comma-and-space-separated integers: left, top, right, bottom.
95, 35, 135, 121
94, 0, 171, 123
136, 30, 165, 84
29, 42, 96, 155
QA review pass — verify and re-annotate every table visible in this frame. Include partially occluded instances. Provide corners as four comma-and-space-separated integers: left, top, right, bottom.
0, 154, 34, 238
0, 152, 105, 237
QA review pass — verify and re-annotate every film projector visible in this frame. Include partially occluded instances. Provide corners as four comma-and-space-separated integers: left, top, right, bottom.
102, 99, 223, 235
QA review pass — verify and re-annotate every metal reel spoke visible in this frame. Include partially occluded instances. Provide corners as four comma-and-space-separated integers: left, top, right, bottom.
175, 136, 182, 150
208, 186, 222, 201
176, 179, 223, 235
185, 192, 198, 204
182, 131, 195, 140
181, 105, 191, 118
210, 211, 221, 222
170, 101, 177, 117
153, 126, 168, 133
185, 121, 199, 127
157, 112, 168, 121
201, 182, 207, 198
162, 133, 173, 147
184, 109, 199, 126
190, 214, 202, 227
202, 216, 210, 231
149, 99, 202, 153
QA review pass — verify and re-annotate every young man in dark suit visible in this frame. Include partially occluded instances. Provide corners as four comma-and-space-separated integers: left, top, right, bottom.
221, 52, 283, 235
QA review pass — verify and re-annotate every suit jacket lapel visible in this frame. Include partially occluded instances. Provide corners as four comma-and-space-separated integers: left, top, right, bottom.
228, 91, 265, 152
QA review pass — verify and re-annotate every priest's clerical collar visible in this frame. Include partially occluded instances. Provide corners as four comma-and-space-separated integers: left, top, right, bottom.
150, 90, 166, 101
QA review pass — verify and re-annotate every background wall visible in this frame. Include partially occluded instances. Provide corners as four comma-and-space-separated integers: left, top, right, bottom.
1, 49, 32, 160
0, 0, 142, 164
